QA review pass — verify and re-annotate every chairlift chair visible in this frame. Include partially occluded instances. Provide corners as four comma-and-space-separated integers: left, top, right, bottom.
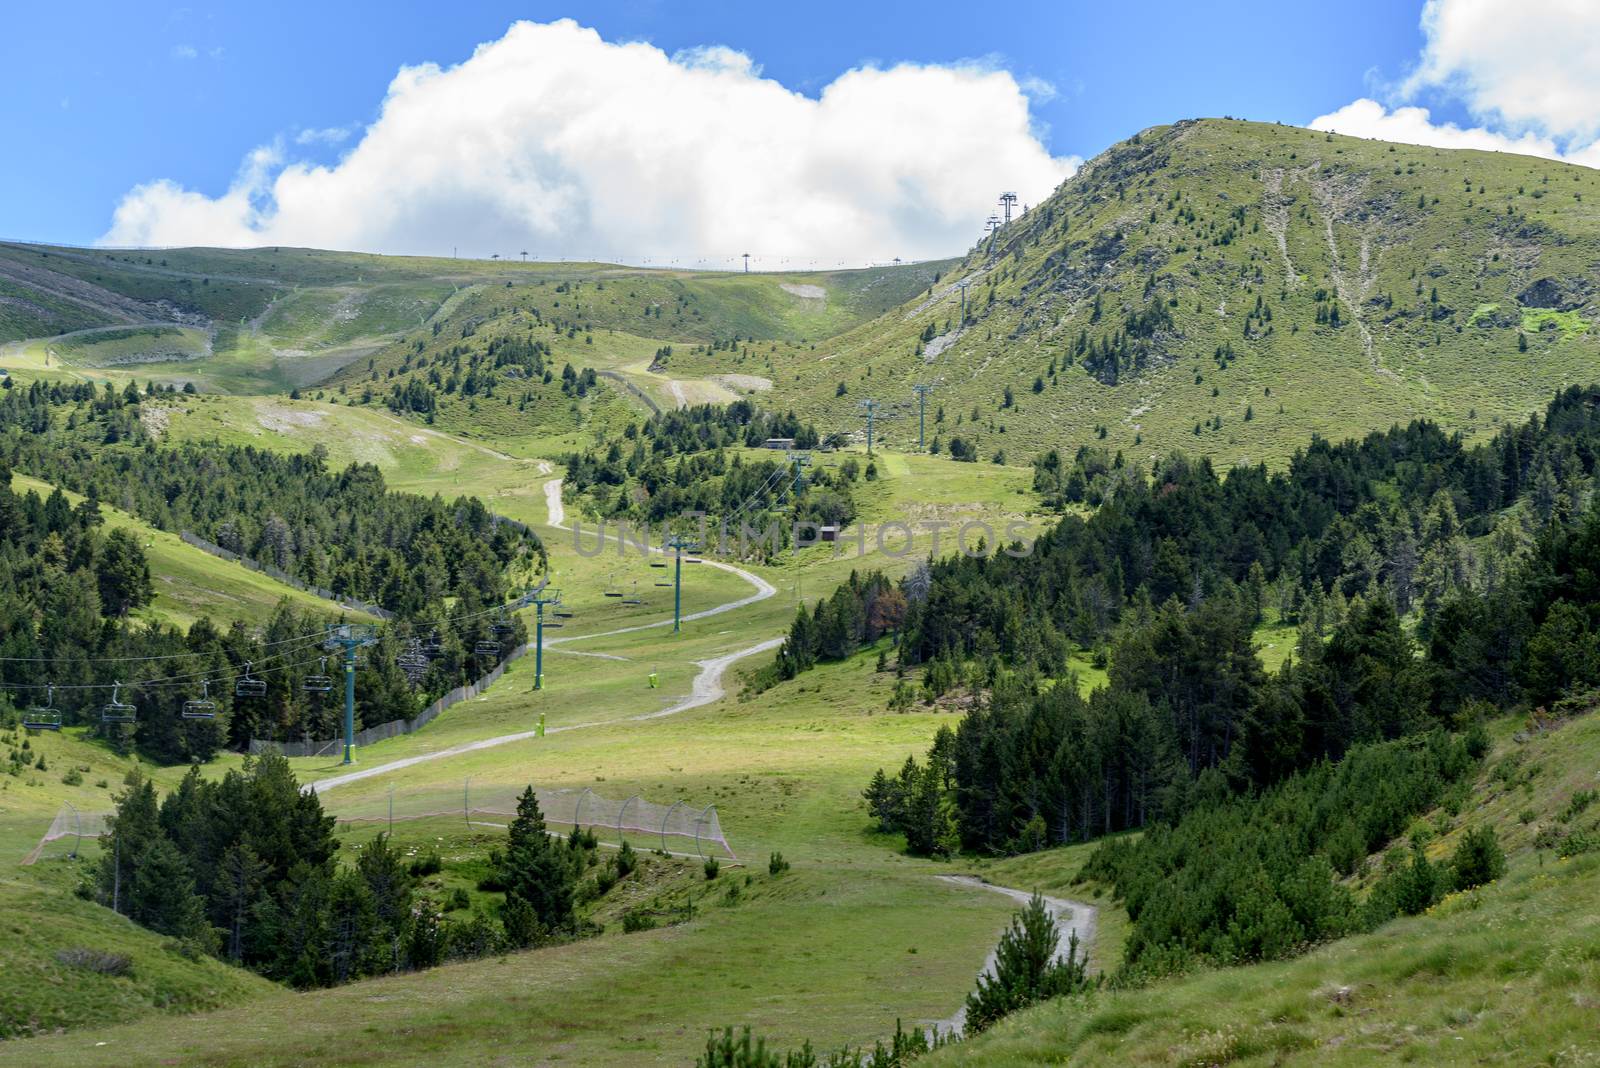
101, 681, 137, 724
621, 582, 643, 606
552, 611, 575, 619
303, 658, 333, 694
21, 685, 62, 731
474, 640, 501, 657
655, 582, 673, 587
182, 679, 218, 720
236, 662, 268, 699
649, 561, 668, 569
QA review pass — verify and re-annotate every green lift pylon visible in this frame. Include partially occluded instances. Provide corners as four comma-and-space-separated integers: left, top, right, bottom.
526, 586, 562, 690
788, 452, 811, 498
664, 535, 701, 634
324, 623, 380, 765
859, 399, 878, 455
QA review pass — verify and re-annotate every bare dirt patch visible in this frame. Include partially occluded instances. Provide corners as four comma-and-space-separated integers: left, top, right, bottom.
710, 373, 773, 393
255, 403, 328, 433
780, 283, 826, 300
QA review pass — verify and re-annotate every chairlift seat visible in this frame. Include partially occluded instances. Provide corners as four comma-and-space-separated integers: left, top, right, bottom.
101, 682, 136, 724
655, 582, 673, 587
22, 709, 62, 731
303, 675, 334, 693
101, 701, 136, 724
236, 678, 268, 698
603, 591, 623, 598
181, 699, 217, 721
649, 561, 667, 568
474, 641, 501, 656
621, 598, 643, 605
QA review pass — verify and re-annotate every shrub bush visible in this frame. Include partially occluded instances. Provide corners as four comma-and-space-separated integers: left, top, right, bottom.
1450, 826, 1506, 890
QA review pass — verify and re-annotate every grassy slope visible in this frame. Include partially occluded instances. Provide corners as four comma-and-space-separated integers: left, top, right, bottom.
0, 867, 274, 1041
667, 119, 1600, 467
7, 473, 362, 631
0, 240, 951, 411
928, 708, 1600, 1067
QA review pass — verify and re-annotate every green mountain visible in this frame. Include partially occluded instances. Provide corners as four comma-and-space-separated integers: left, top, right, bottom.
664, 118, 1600, 465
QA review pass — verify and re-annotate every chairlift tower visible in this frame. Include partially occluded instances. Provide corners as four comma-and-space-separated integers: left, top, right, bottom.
523, 586, 563, 691
859, 399, 879, 455
912, 384, 935, 450
790, 452, 812, 497
1000, 192, 1018, 225
957, 280, 971, 325
664, 536, 702, 634
325, 623, 380, 765
742, 253, 750, 273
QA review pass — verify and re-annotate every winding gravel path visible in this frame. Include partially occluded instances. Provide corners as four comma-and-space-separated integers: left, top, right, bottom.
309, 475, 780, 795
930, 876, 1099, 1038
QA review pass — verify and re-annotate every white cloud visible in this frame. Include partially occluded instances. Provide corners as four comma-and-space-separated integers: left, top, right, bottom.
1308, 99, 1575, 160
171, 43, 197, 60
1405, 0, 1600, 143
103, 19, 1077, 262
1310, 1, 1600, 170
294, 126, 352, 146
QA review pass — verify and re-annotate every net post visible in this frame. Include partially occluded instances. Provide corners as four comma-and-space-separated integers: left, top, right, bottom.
617, 795, 639, 845
663, 799, 687, 855
694, 803, 716, 862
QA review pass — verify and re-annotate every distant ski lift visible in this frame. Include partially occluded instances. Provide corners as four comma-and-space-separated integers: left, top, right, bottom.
621, 582, 643, 606
236, 663, 268, 699
422, 633, 443, 657
101, 681, 137, 724
303, 658, 334, 694
684, 558, 704, 564
552, 611, 575, 619
474, 640, 501, 657
655, 582, 673, 587
182, 679, 217, 720
649, 561, 668, 569
22, 685, 62, 731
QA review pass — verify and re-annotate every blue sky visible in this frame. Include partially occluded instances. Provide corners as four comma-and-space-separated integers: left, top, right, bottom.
3, 1, 1592, 260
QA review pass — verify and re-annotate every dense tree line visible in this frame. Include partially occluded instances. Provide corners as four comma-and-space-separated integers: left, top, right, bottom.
1078, 728, 1494, 975
770, 570, 906, 681
852, 384, 1600, 858
382, 332, 556, 416
562, 402, 857, 537
90, 758, 612, 989
0, 381, 541, 762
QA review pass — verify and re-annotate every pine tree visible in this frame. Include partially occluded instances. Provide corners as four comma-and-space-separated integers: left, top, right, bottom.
128, 837, 212, 948
964, 893, 1088, 1033
498, 786, 576, 934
